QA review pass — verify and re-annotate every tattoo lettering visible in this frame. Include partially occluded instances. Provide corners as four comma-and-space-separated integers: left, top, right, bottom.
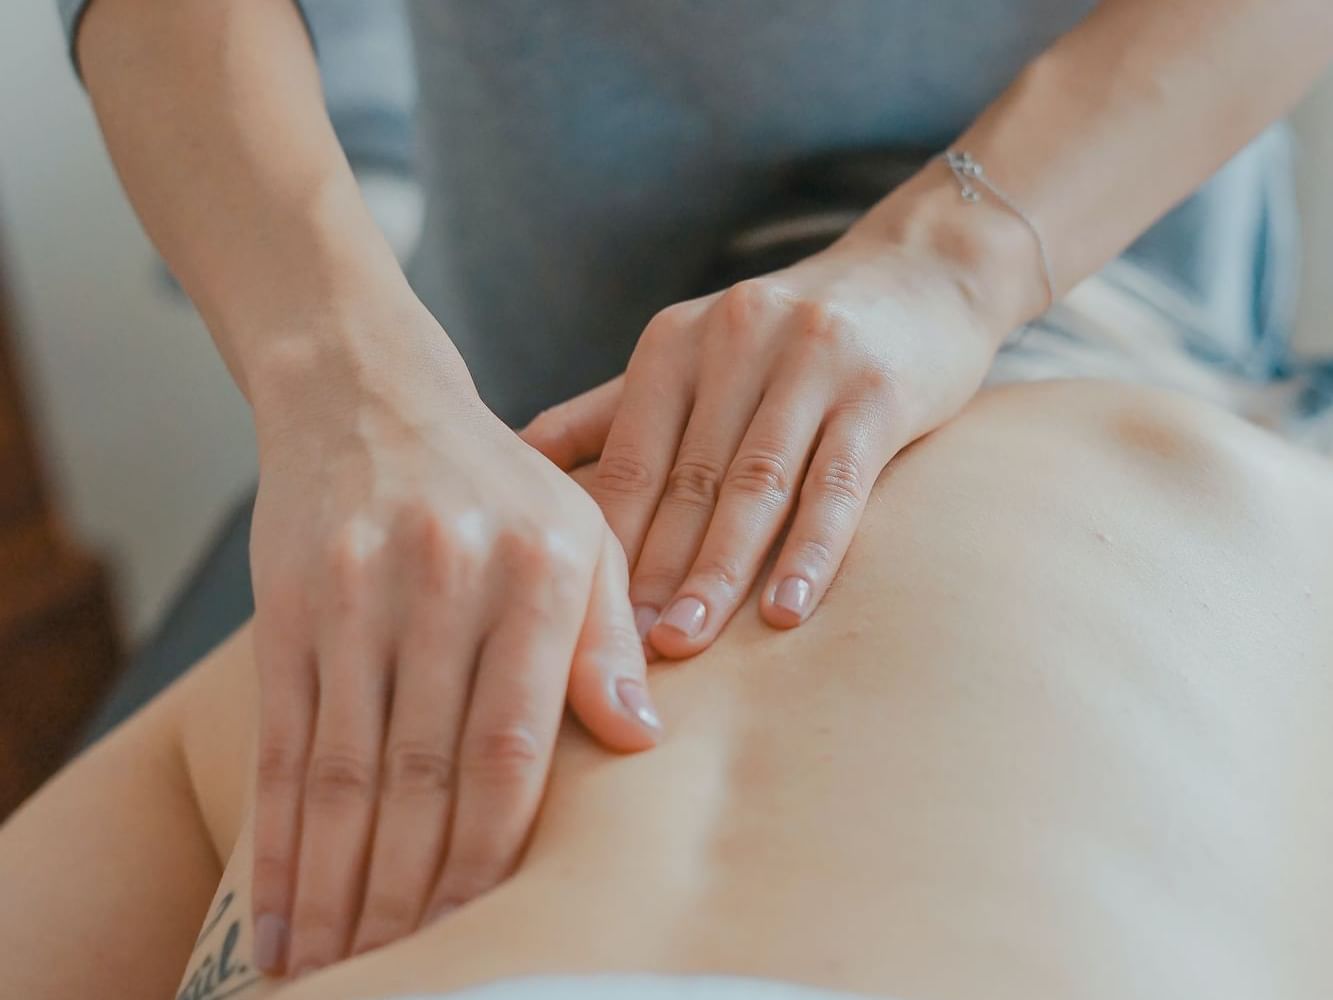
178, 891, 262, 1000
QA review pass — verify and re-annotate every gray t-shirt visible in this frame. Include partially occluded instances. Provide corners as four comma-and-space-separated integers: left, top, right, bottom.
60, 0, 1298, 424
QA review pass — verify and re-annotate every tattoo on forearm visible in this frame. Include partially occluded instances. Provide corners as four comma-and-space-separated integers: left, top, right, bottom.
178, 891, 262, 1000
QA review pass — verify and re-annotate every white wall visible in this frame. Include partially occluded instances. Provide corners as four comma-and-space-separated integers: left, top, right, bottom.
0, 0, 257, 637
0, 0, 1331, 639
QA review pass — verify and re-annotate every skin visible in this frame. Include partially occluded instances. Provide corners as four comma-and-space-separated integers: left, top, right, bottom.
76, 0, 661, 975
73, 0, 1333, 977
2, 378, 1331, 999
523, 0, 1333, 660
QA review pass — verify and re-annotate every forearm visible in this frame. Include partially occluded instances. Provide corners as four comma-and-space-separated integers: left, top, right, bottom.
859, 0, 1333, 336
77, 0, 436, 404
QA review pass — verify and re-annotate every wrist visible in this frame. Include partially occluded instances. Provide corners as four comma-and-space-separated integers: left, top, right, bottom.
198, 169, 421, 385
851, 157, 1051, 342
245, 293, 477, 436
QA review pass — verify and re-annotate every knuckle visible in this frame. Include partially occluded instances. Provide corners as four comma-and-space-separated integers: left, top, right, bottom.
726, 450, 793, 505
390, 506, 445, 585
597, 619, 648, 665
411, 515, 453, 593
464, 723, 542, 787
691, 556, 745, 596
409, 513, 489, 599
788, 535, 837, 574
500, 526, 580, 581
665, 457, 724, 510
325, 523, 380, 610
720, 278, 787, 329
845, 364, 903, 415
815, 454, 867, 509
793, 300, 855, 348
644, 303, 691, 339
442, 517, 491, 571
394, 498, 444, 553
856, 361, 901, 397
256, 740, 303, 791
359, 890, 420, 934
595, 448, 658, 499
305, 749, 377, 805
382, 741, 455, 799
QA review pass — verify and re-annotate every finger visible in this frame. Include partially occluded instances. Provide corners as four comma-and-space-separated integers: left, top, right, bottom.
348, 594, 479, 956
250, 615, 316, 977
590, 310, 700, 568
761, 404, 895, 629
648, 377, 826, 658
423, 540, 587, 921
520, 376, 625, 471
285, 624, 391, 976
629, 360, 766, 641
568, 530, 663, 750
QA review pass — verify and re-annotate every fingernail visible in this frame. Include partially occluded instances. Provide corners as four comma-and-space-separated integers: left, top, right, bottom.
633, 605, 659, 641
253, 913, 289, 975
773, 576, 812, 619
615, 677, 663, 732
659, 596, 707, 638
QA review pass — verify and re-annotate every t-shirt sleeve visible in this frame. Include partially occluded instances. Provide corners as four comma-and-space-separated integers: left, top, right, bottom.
52, 0, 412, 176
54, 0, 90, 71
54, 0, 315, 80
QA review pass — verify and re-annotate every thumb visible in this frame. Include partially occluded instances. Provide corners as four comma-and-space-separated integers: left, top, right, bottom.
567, 530, 663, 752
520, 375, 625, 471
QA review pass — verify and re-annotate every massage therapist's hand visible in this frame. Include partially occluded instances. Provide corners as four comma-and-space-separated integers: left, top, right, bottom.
523, 206, 1026, 658
245, 301, 662, 977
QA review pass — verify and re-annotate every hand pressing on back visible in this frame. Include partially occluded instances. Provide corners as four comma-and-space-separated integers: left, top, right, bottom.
245, 299, 662, 978
523, 196, 1035, 659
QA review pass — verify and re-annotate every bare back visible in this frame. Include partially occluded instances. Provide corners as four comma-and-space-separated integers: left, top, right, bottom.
5, 379, 1330, 1000
222, 380, 1332, 999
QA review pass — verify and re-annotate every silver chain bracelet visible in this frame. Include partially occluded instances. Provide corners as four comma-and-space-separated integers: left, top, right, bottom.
940, 150, 1056, 313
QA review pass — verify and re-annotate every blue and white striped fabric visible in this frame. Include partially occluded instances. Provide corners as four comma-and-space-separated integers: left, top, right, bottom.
987, 258, 1333, 458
